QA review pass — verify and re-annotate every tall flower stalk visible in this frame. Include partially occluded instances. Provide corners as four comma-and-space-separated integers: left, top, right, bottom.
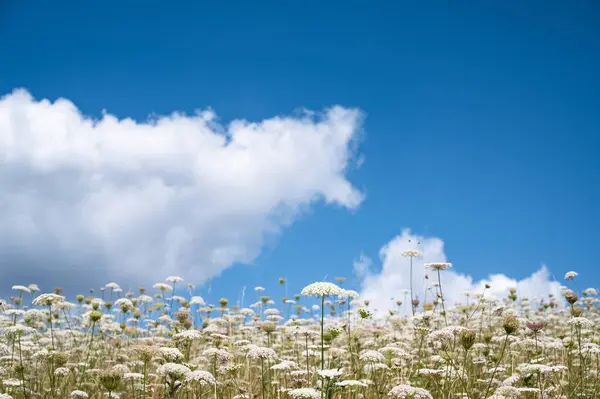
424, 262, 452, 325
301, 282, 343, 384
402, 250, 422, 316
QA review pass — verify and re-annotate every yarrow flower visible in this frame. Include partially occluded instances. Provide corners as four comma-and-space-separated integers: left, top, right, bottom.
339, 289, 359, 299
288, 388, 321, 399
12, 285, 31, 293
248, 346, 277, 360
567, 317, 594, 328
32, 293, 65, 307
157, 363, 191, 379
158, 347, 184, 362
123, 373, 144, 381
153, 283, 173, 292
401, 250, 422, 257
174, 330, 202, 341
389, 384, 433, 399
166, 276, 184, 283
424, 262, 452, 270
184, 370, 216, 386
114, 298, 133, 310
359, 350, 385, 363
317, 369, 343, 379
190, 296, 205, 305
271, 360, 297, 371
336, 380, 368, 388
301, 282, 343, 297
3, 325, 36, 338
564, 271, 578, 280
105, 282, 120, 290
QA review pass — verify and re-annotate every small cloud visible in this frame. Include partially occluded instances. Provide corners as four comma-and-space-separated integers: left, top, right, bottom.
358, 229, 562, 314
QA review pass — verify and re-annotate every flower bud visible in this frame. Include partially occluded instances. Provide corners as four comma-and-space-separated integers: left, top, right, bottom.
564, 290, 578, 305
461, 329, 477, 351
503, 315, 519, 335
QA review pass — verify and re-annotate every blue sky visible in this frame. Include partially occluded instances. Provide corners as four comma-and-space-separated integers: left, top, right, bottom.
0, 1, 599, 305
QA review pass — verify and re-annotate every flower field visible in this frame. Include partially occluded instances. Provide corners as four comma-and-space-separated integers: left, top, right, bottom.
0, 268, 595, 399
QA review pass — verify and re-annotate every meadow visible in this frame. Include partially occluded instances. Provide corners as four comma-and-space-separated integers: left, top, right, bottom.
0, 258, 594, 399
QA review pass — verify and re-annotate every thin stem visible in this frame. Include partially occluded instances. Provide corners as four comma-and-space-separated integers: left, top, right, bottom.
19, 335, 29, 399
437, 268, 448, 326
409, 257, 415, 316
484, 334, 510, 399
321, 295, 325, 370
48, 304, 55, 350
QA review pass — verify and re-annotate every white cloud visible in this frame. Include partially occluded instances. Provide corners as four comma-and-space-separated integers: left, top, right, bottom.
358, 229, 562, 314
0, 89, 364, 288
353, 253, 373, 279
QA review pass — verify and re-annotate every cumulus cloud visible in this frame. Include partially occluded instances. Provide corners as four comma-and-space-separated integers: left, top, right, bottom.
0, 89, 364, 290
358, 229, 562, 314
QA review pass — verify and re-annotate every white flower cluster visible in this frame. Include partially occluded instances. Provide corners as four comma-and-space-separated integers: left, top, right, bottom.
301, 282, 343, 297
288, 388, 321, 399
567, 317, 594, 328
564, 271, 578, 280
190, 296, 205, 305
114, 298, 133, 310
401, 250, 422, 257
388, 384, 433, 399
156, 363, 191, 379
248, 346, 277, 360
336, 380, 368, 388
317, 368, 343, 379
271, 360, 297, 371
184, 370, 216, 386
166, 276, 184, 283
339, 289, 360, 299
424, 262, 452, 270
153, 283, 173, 292
174, 330, 202, 341
32, 293, 65, 307
12, 285, 31, 293
359, 350, 385, 363
158, 347, 184, 362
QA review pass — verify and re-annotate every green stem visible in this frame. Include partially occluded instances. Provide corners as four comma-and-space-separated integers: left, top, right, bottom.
409, 257, 415, 315
483, 334, 510, 399
321, 295, 325, 370
437, 268, 448, 325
